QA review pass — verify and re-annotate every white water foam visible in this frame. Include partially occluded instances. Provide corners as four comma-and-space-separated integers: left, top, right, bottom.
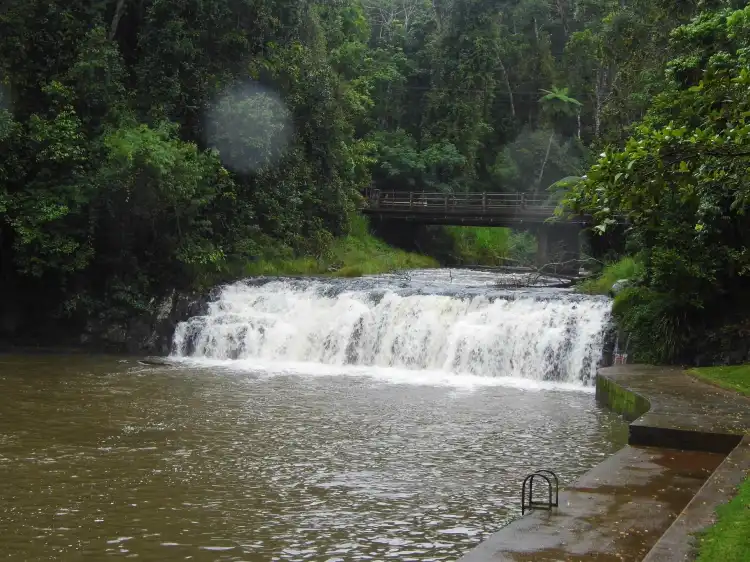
171, 277, 611, 389
171, 357, 595, 392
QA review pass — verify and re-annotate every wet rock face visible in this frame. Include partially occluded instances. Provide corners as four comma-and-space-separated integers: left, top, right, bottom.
79, 290, 211, 355
599, 324, 618, 367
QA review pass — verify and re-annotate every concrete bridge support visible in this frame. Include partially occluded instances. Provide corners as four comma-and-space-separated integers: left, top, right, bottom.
534, 223, 582, 274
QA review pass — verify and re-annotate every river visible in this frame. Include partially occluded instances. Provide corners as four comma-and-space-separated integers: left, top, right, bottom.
0, 270, 627, 561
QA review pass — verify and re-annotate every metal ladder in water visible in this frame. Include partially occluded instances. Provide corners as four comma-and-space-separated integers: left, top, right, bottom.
521, 469, 559, 514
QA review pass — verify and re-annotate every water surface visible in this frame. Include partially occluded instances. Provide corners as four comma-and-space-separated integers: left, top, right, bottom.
0, 356, 626, 561
0, 271, 627, 561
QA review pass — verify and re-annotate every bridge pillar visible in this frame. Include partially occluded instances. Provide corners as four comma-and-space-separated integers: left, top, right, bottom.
535, 224, 581, 274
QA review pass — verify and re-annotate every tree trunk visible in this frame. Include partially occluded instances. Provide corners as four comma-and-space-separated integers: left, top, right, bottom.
432, 0, 442, 31
556, 0, 570, 39
594, 67, 605, 139
537, 132, 554, 191
498, 59, 516, 118
402, 0, 416, 34
109, 0, 128, 41
577, 109, 581, 139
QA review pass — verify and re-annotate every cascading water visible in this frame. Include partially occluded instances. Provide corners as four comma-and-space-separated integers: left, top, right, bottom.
171, 270, 612, 386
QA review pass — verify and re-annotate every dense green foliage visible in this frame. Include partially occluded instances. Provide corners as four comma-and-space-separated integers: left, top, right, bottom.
0, 0, 371, 334
567, 3, 750, 364
690, 365, 750, 562
2, 0, 747, 341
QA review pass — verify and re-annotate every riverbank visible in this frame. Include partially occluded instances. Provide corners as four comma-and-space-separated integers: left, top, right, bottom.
576, 257, 642, 296
689, 366, 750, 562
242, 218, 539, 278
244, 216, 438, 277
458, 365, 750, 561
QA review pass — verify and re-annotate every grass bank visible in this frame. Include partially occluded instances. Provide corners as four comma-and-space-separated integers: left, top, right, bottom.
245, 215, 438, 278
689, 365, 750, 562
442, 226, 536, 266
577, 257, 643, 295
689, 366, 750, 396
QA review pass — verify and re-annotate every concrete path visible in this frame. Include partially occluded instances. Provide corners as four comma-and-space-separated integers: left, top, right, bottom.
603, 365, 750, 453
643, 435, 750, 562
458, 366, 750, 562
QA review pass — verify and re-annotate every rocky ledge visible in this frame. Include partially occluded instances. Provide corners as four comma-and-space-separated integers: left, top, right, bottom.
79, 290, 212, 355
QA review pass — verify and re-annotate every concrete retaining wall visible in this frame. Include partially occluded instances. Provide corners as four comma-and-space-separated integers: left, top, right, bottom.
458, 365, 750, 562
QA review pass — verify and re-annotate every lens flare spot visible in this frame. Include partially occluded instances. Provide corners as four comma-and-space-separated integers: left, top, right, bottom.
205, 81, 292, 173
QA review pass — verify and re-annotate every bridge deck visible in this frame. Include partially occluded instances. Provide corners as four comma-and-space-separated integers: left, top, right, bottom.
363, 191, 587, 227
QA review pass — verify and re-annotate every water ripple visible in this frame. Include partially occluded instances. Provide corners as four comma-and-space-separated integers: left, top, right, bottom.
0, 355, 627, 561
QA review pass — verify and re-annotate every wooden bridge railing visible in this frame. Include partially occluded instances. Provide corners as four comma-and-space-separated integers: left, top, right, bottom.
366, 190, 557, 214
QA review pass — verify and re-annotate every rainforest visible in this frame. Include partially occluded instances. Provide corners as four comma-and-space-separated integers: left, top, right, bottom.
1, 0, 750, 363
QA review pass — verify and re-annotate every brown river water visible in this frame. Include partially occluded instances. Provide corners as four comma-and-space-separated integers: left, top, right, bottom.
0, 272, 628, 561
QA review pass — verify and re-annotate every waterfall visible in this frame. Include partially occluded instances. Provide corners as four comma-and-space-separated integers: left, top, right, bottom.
171, 275, 611, 386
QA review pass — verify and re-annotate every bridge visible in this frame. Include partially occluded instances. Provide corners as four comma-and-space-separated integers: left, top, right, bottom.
362, 190, 587, 226
362, 190, 591, 271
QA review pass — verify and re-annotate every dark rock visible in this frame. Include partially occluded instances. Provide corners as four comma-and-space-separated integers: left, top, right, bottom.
0, 304, 20, 337
126, 317, 155, 354
144, 291, 211, 356
103, 322, 128, 345
599, 323, 618, 367
74, 289, 214, 356
138, 357, 173, 367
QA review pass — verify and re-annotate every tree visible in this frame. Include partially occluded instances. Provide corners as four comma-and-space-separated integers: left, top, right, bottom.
0, 0, 366, 336
535, 87, 582, 188
0, 0, 735, 344
423, 0, 503, 185
564, 5, 750, 363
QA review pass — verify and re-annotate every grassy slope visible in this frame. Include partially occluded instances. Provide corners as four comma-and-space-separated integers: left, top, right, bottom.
443, 226, 536, 266
245, 216, 438, 278
242, 218, 539, 279
690, 366, 750, 396
577, 257, 643, 295
690, 365, 750, 562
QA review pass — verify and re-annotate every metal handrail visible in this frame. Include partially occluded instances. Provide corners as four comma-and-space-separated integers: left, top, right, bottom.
521, 469, 560, 515
532, 470, 559, 508
368, 190, 556, 213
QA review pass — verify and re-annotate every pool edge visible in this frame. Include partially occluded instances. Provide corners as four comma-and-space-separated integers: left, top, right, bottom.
457, 365, 750, 562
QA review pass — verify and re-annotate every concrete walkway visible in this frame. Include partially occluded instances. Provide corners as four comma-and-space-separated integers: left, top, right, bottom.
458, 366, 750, 562
604, 365, 750, 453
643, 435, 750, 562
